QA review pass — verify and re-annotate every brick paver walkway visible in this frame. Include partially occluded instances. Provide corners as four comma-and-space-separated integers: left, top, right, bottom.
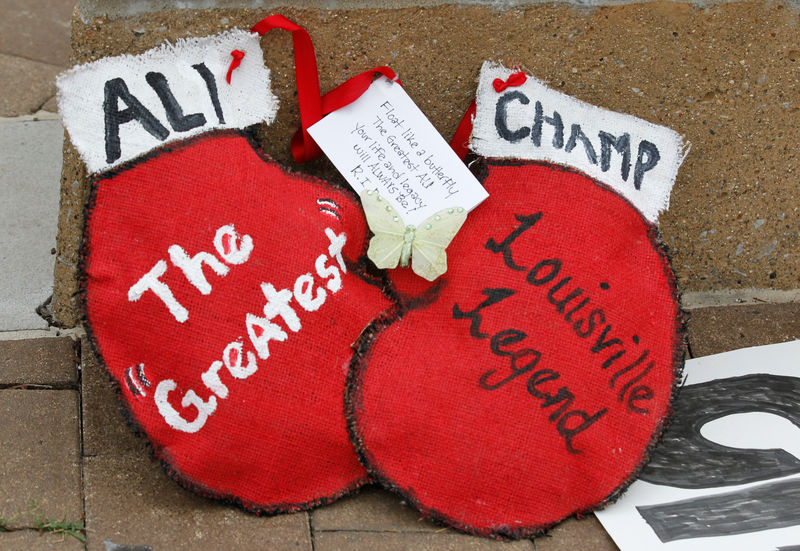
3, 304, 799, 549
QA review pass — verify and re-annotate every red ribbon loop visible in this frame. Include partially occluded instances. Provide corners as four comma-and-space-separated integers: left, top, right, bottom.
288, 66, 399, 163
449, 99, 476, 161
226, 49, 245, 84
250, 15, 470, 164
251, 15, 323, 163
493, 71, 527, 93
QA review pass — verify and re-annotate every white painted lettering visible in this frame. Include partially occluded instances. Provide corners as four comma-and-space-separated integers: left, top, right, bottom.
168, 245, 229, 295
154, 379, 217, 433
223, 340, 258, 379
315, 254, 342, 293
128, 260, 189, 323
324, 228, 348, 273
201, 360, 229, 399
214, 224, 253, 265
294, 273, 326, 312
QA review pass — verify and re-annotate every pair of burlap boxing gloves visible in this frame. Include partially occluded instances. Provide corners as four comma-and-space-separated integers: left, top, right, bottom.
57, 14, 686, 539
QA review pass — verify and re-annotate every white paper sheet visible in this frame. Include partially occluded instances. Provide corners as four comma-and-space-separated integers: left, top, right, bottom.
596, 339, 800, 551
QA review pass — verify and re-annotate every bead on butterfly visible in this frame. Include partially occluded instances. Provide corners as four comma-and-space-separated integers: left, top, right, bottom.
360, 190, 467, 281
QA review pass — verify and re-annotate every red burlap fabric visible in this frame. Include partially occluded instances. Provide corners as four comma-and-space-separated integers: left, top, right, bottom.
82, 130, 391, 511
348, 160, 684, 537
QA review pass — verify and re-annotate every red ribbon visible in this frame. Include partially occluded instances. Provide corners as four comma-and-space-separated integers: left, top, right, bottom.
251, 15, 324, 163
250, 15, 472, 165
449, 100, 476, 161
493, 71, 527, 92
226, 50, 245, 84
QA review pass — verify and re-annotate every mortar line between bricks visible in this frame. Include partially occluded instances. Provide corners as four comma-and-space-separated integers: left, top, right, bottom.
0, 383, 79, 390
308, 511, 316, 551
681, 288, 800, 309
0, 112, 61, 123
0, 327, 85, 342
686, 337, 696, 360
77, 338, 89, 551
32, 94, 57, 114
0, 51, 67, 70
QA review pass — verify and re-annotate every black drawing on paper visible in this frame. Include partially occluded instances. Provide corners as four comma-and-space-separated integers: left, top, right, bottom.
640, 374, 800, 489
637, 477, 800, 543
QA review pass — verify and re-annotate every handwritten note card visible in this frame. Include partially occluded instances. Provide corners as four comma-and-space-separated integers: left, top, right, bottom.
309, 76, 488, 227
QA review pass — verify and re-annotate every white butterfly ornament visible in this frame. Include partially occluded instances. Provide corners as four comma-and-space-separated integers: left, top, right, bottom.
360, 190, 467, 281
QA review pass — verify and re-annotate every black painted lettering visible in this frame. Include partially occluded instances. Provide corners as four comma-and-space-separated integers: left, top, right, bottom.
526, 259, 562, 286
103, 77, 169, 163
564, 123, 598, 164
532, 101, 564, 149
599, 131, 631, 181
546, 277, 584, 313
526, 368, 561, 400
615, 361, 653, 406
191, 62, 225, 125
489, 328, 528, 357
633, 140, 660, 190
485, 213, 542, 271
480, 347, 542, 391
627, 385, 653, 414
558, 408, 608, 454
572, 308, 605, 339
495, 91, 531, 143
563, 297, 590, 322
453, 288, 516, 339
541, 386, 576, 422
145, 71, 206, 132
609, 349, 649, 389
590, 323, 622, 354
601, 349, 626, 369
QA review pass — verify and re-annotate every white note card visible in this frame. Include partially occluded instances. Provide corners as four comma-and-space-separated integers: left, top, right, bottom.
309, 76, 488, 227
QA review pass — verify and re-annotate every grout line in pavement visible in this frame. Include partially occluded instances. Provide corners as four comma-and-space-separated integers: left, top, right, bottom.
0, 111, 61, 123
0, 326, 85, 342
0, 50, 67, 70
76, 337, 89, 551
681, 288, 800, 310
308, 511, 316, 551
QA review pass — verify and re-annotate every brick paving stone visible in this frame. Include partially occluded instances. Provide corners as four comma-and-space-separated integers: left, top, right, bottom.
0, 389, 81, 529
687, 303, 800, 357
83, 453, 312, 551
311, 483, 618, 547
314, 531, 535, 551
312, 485, 440, 533
0, 0, 73, 67
0, 530, 85, 550
0, 337, 78, 386
41, 95, 58, 113
81, 338, 148, 457
0, 53, 61, 117
533, 516, 618, 551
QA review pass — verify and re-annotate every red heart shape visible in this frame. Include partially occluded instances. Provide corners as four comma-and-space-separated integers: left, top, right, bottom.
82, 131, 392, 511
347, 160, 684, 537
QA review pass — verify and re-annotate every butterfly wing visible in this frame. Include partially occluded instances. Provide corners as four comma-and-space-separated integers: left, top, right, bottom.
360, 190, 406, 269
411, 207, 468, 281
